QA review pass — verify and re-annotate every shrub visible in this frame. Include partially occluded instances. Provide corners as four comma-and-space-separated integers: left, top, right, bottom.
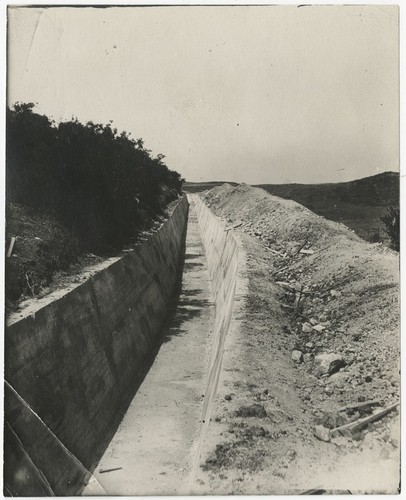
381, 207, 399, 251
6, 103, 184, 253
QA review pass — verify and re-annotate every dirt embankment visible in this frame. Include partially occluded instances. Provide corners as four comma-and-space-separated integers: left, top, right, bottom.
194, 184, 399, 494
5, 198, 182, 318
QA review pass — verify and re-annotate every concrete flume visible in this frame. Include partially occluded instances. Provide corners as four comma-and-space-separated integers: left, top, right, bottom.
4, 194, 243, 496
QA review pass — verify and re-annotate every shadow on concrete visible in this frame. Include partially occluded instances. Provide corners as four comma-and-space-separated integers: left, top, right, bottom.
184, 252, 202, 259
85, 207, 191, 485
165, 297, 212, 333
85, 206, 213, 485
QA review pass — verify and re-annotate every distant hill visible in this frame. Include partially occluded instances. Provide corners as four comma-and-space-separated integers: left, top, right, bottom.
262, 171, 399, 245
256, 171, 399, 208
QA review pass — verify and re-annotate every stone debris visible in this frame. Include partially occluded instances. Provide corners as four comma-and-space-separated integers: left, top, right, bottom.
315, 353, 345, 375
201, 184, 400, 459
291, 350, 303, 363
314, 425, 331, 442
299, 248, 315, 255
330, 435, 348, 447
312, 324, 326, 332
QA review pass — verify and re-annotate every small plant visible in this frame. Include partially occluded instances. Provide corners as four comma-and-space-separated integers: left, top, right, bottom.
367, 231, 381, 244
381, 207, 399, 251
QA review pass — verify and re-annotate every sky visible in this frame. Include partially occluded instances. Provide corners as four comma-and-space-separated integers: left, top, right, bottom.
7, 5, 399, 184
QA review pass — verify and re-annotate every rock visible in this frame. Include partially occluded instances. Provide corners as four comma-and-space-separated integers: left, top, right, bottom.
330, 290, 342, 298
314, 425, 331, 442
302, 322, 313, 333
292, 350, 303, 363
363, 432, 376, 449
224, 394, 232, 401
380, 445, 391, 460
328, 371, 347, 387
312, 324, 326, 332
391, 438, 399, 448
305, 342, 314, 349
303, 354, 312, 363
300, 248, 314, 255
331, 435, 348, 447
315, 353, 345, 375
320, 412, 347, 429
310, 318, 318, 326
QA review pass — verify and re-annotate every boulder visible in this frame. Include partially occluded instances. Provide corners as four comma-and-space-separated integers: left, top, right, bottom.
315, 353, 345, 375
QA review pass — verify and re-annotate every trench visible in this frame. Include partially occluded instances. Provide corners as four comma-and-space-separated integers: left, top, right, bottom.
4, 195, 241, 496
83, 195, 239, 495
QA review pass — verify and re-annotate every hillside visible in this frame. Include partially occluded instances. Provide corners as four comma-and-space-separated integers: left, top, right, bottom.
6, 103, 183, 308
194, 183, 399, 493
257, 171, 398, 206
256, 172, 399, 244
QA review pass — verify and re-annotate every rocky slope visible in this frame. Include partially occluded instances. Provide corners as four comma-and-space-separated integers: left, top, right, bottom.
194, 183, 399, 494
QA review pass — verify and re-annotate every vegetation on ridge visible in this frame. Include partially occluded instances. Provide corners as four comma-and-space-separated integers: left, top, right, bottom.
7, 102, 183, 252
6, 102, 184, 305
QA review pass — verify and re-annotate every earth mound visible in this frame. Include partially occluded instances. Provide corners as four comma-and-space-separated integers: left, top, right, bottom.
195, 183, 399, 494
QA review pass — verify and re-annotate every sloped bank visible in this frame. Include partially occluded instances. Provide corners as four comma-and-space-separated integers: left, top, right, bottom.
184, 195, 247, 493
4, 196, 189, 496
192, 184, 399, 494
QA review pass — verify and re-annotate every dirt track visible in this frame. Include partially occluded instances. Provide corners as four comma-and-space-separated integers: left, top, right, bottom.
192, 184, 399, 494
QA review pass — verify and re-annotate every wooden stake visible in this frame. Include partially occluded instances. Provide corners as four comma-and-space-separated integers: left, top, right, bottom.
331, 402, 399, 437
338, 399, 383, 413
7, 237, 16, 258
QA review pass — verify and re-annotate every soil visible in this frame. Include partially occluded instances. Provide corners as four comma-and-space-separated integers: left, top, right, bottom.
5, 199, 180, 320
5, 203, 81, 308
192, 183, 400, 494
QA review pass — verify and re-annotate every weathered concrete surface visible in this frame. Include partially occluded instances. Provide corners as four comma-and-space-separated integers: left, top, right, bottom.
5, 193, 247, 496
4, 196, 188, 496
83, 199, 215, 495
185, 194, 247, 493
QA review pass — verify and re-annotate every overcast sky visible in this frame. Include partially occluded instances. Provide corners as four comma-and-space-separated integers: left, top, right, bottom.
8, 5, 399, 184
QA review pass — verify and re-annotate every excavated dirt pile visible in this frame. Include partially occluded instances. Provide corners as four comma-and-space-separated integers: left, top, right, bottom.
194, 183, 399, 494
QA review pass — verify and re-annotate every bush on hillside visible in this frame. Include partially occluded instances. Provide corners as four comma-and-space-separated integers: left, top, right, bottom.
381, 206, 399, 251
6, 103, 184, 253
